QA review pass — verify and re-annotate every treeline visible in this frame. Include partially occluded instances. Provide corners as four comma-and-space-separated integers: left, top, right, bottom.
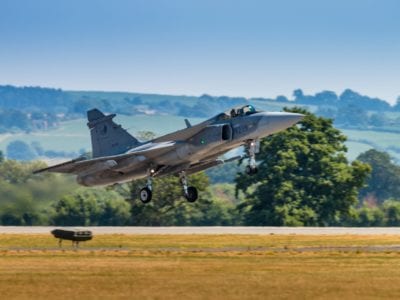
0, 110, 59, 133
0, 154, 236, 225
2, 85, 397, 114
0, 85, 70, 112
1, 85, 399, 135
5, 140, 84, 161
276, 89, 400, 130
0, 157, 78, 225
346, 200, 400, 226
291, 89, 392, 111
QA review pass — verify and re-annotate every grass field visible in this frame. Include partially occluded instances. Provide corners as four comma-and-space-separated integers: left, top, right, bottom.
342, 129, 400, 161
1, 234, 400, 299
344, 141, 374, 161
342, 129, 400, 149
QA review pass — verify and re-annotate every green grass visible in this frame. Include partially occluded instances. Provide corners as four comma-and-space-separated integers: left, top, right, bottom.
2, 234, 400, 299
342, 129, 400, 161
343, 129, 400, 149
345, 141, 374, 161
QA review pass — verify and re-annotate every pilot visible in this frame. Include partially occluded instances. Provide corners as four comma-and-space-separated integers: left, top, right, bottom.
230, 109, 237, 118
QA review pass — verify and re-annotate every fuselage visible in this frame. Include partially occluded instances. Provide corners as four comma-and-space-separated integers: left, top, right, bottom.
77, 106, 303, 186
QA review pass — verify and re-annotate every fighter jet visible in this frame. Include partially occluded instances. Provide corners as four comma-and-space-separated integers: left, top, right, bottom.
34, 105, 303, 203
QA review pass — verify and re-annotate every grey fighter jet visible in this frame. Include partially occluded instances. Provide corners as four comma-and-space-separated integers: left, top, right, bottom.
34, 105, 303, 203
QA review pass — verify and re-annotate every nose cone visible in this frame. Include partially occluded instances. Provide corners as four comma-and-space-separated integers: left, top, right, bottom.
256, 112, 304, 137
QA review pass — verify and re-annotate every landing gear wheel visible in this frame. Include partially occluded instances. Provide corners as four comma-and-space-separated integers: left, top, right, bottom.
245, 140, 259, 176
139, 187, 152, 203
245, 165, 258, 175
185, 186, 198, 203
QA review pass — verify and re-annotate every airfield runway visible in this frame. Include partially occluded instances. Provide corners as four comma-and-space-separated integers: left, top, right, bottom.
2, 227, 400, 299
1, 226, 400, 235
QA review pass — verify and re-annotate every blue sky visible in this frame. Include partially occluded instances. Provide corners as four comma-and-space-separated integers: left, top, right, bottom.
0, 0, 399, 103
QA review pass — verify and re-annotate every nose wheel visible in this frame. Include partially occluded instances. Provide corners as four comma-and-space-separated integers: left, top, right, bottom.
180, 171, 198, 202
245, 140, 259, 176
245, 165, 258, 175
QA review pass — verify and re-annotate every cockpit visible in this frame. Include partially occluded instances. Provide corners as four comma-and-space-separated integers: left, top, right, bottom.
214, 105, 259, 121
230, 105, 257, 117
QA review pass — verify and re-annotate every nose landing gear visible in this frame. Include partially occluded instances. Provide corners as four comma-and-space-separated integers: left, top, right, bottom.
245, 140, 259, 175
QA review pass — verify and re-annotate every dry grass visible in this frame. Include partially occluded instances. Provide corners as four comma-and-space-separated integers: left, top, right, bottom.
2, 233, 400, 250
1, 234, 400, 299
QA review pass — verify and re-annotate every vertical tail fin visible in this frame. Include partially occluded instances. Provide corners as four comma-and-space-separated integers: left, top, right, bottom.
87, 109, 140, 158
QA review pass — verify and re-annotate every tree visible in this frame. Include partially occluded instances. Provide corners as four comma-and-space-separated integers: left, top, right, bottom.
235, 107, 371, 226
293, 89, 304, 101
0, 181, 38, 225
344, 199, 400, 227
117, 173, 208, 225
113, 172, 238, 225
206, 161, 242, 184
72, 98, 94, 115
357, 149, 400, 203
0, 159, 47, 184
339, 89, 390, 111
314, 91, 338, 105
369, 113, 386, 127
51, 188, 131, 226
0, 160, 78, 225
0, 150, 3, 163
6, 140, 37, 160
137, 131, 157, 141
335, 105, 369, 127
315, 107, 337, 120
348, 205, 385, 226
394, 97, 400, 111
276, 95, 289, 103
383, 200, 400, 226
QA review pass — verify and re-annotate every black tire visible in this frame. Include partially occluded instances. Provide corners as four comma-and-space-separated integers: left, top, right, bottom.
139, 187, 152, 203
185, 186, 198, 203
245, 166, 258, 175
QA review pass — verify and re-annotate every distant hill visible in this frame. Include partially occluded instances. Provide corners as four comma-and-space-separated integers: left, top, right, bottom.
0, 85, 71, 112
0, 84, 396, 116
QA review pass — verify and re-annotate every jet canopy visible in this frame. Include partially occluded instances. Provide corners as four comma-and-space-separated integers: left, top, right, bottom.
231, 104, 258, 117
214, 105, 259, 121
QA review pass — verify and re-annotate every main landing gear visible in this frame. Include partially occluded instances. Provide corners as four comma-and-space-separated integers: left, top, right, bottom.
180, 171, 198, 203
139, 169, 154, 203
245, 140, 259, 175
138, 169, 198, 203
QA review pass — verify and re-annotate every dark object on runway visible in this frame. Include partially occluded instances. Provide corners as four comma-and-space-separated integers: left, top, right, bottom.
51, 228, 93, 248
